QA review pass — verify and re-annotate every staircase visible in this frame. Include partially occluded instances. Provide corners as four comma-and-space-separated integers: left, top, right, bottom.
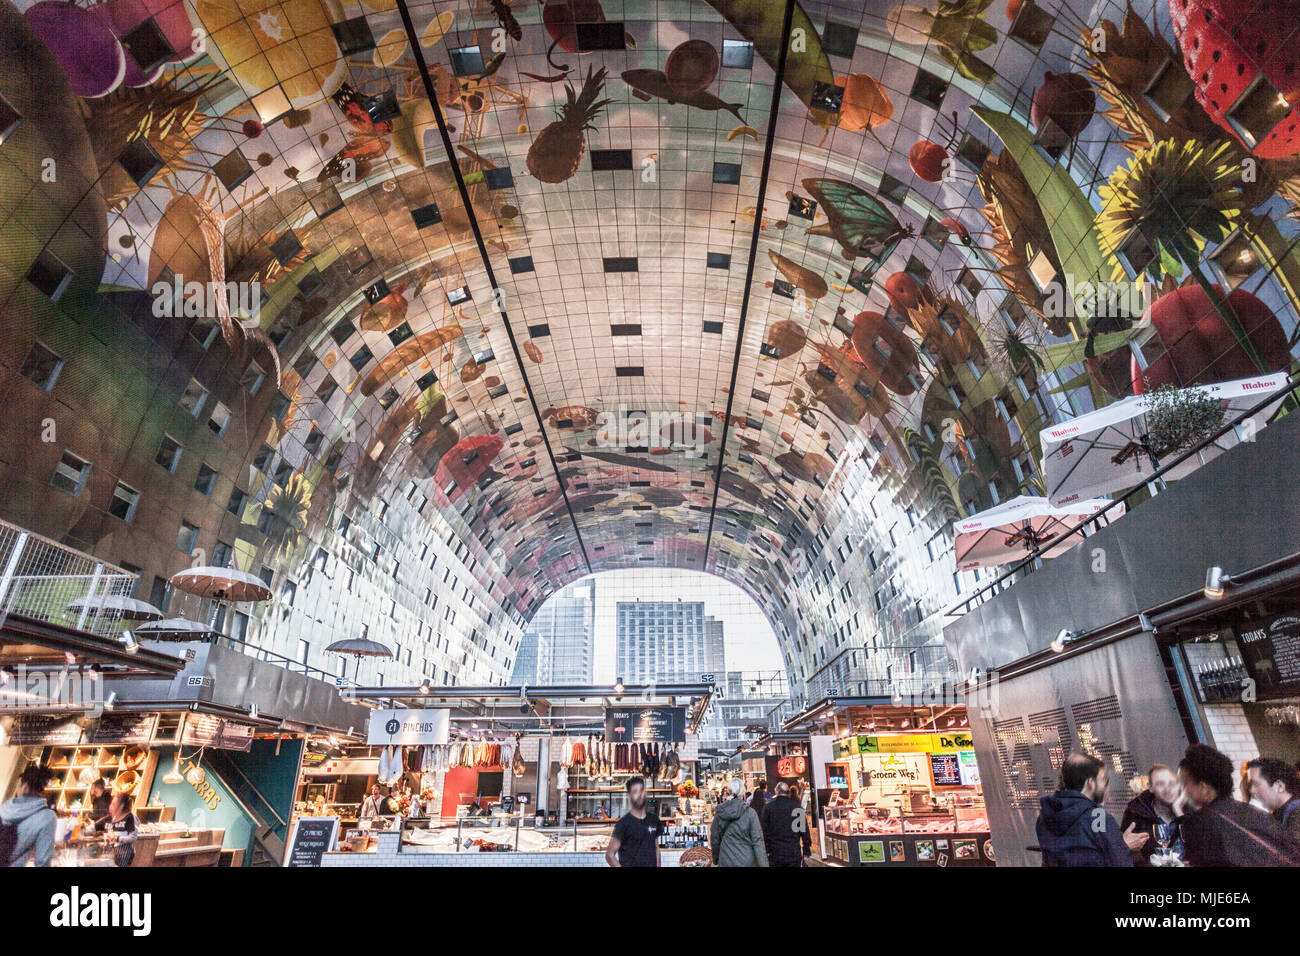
204, 749, 288, 867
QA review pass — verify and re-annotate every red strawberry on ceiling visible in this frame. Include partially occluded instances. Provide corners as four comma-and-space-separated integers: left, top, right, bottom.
1169, 0, 1300, 158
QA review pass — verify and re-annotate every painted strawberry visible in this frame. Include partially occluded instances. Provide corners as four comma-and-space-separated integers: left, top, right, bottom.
1168, 0, 1300, 158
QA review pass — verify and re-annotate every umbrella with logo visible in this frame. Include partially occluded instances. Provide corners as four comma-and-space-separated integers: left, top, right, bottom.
953, 495, 1122, 570
1040, 372, 1290, 506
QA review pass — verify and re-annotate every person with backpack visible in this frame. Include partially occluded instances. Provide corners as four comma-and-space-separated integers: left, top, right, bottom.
2, 765, 57, 867
1178, 744, 1300, 866
710, 777, 767, 867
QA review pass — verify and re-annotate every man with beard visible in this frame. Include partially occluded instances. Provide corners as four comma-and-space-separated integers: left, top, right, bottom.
606, 776, 662, 868
1036, 753, 1144, 866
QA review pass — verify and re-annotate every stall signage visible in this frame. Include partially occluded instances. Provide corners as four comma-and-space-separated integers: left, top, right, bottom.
1237, 613, 1300, 700
284, 816, 340, 867
776, 754, 808, 778
958, 751, 981, 786
605, 706, 685, 743
859, 734, 935, 754
180, 714, 255, 751
367, 708, 450, 745
931, 732, 975, 752
89, 713, 158, 745
7, 714, 84, 746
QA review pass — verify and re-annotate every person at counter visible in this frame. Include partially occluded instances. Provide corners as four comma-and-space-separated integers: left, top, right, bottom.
86, 778, 112, 820
92, 794, 139, 867
1120, 764, 1185, 866
1246, 757, 1300, 844
606, 776, 661, 868
2, 765, 56, 867
359, 785, 384, 822
1178, 744, 1299, 866
762, 781, 811, 867
1036, 754, 1139, 866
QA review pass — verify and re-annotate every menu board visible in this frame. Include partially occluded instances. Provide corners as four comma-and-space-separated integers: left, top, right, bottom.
7, 715, 84, 746
284, 816, 340, 867
929, 752, 963, 787
605, 706, 685, 743
89, 713, 158, 745
180, 714, 255, 751
1237, 613, 1300, 700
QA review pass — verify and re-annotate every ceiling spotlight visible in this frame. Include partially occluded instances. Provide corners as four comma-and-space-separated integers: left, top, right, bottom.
614, 678, 625, 698
0, 668, 11, 686
1050, 629, 1079, 654
162, 756, 184, 785
519, 699, 530, 714
120, 631, 139, 655
1204, 566, 1233, 600
104, 692, 118, 711
419, 681, 430, 695
85, 665, 101, 681
249, 704, 258, 720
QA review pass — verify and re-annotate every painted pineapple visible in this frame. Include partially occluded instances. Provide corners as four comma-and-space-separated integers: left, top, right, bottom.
526, 66, 611, 183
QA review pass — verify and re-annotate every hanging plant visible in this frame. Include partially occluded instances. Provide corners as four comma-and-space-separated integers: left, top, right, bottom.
1142, 383, 1225, 458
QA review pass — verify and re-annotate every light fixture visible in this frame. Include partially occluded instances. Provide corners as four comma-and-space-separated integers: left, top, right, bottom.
162, 756, 184, 785
419, 680, 430, 695
120, 631, 139, 655
1204, 566, 1233, 600
0, 668, 11, 686
249, 704, 258, 720
1050, 629, 1079, 654
85, 665, 100, 681
614, 678, 625, 698
104, 692, 118, 711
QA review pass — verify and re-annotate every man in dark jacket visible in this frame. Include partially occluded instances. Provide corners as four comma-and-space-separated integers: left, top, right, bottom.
1180, 744, 1300, 866
1036, 753, 1142, 866
761, 782, 811, 866
1245, 757, 1300, 845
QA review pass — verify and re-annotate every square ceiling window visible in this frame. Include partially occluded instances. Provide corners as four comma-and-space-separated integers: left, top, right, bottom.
576, 21, 625, 50
411, 202, 441, 229
368, 88, 400, 125
416, 370, 438, 390
270, 230, 302, 266
1033, 117, 1071, 161
957, 267, 982, 300
910, 70, 949, 110
722, 39, 754, 68
449, 45, 486, 76
810, 80, 844, 113
590, 148, 633, 170
363, 278, 390, 303
378, 388, 399, 409
527, 323, 550, 337
879, 172, 908, 206
346, 245, 374, 274
251, 85, 291, 125
332, 16, 376, 55
788, 195, 817, 220
957, 133, 991, 172
330, 318, 357, 345
821, 20, 859, 58
508, 255, 535, 273
1210, 228, 1262, 291
833, 310, 855, 337
1142, 57, 1194, 122
920, 216, 949, 247
615, 366, 644, 377
120, 18, 174, 74
350, 344, 374, 371
0, 92, 20, 146
703, 320, 723, 334
610, 323, 642, 336
713, 161, 742, 184
475, 347, 495, 364
1027, 244, 1061, 291
1226, 74, 1293, 151
1009, 2, 1054, 50
448, 285, 471, 304
19, 340, 63, 392
760, 341, 782, 358
388, 321, 414, 346
847, 262, 879, 295
904, 255, 931, 285
118, 137, 163, 186
707, 252, 731, 269
603, 256, 637, 272
772, 279, 796, 299
213, 147, 253, 192
483, 166, 514, 190
310, 184, 344, 219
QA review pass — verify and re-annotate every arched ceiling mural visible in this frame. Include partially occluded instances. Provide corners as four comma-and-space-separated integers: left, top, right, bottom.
2, 0, 1298, 692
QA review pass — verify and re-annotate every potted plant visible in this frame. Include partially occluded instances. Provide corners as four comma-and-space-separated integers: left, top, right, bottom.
1142, 383, 1225, 458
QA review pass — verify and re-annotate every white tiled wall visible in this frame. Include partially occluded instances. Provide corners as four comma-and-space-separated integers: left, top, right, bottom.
318, 832, 688, 867
1182, 640, 1260, 776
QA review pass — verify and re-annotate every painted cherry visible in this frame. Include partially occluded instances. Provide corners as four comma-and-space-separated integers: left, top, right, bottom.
909, 140, 948, 182
1030, 72, 1095, 140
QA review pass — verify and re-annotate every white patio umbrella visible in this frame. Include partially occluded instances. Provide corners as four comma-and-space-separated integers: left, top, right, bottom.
169, 566, 272, 603
64, 594, 164, 622
953, 496, 1121, 570
135, 617, 213, 639
1040, 372, 1291, 506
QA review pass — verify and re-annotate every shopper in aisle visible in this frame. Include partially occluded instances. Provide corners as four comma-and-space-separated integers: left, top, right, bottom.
748, 779, 768, 818
1, 765, 56, 867
1178, 744, 1300, 866
606, 776, 662, 868
1120, 764, 1185, 865
1245, 757, 1300, 844
711, 778, 768, 867
1035, 753, 1140, 866
762, 781, 811, 867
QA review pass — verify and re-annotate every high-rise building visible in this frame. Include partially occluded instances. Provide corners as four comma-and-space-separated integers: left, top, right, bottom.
616, 600, 717, 683
511, 579, 595, 684
704, 618, 726, 678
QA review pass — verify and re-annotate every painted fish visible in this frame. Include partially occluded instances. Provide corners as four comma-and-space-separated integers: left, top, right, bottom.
562, 446, 678, 473
621, 69, 745, 123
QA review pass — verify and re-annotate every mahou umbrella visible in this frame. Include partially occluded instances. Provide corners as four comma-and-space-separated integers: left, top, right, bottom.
169, 566, 272, 603
953, 496, 1120, 570
1040, 372, 1290, 506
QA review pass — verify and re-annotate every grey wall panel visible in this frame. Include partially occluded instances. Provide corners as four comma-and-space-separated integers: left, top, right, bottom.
969, 632, 1188, 867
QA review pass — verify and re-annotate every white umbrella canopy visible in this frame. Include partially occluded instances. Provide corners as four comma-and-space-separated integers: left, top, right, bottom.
1040, 372, 1291, 506
953, 496, 1121, 570
135, 617, 213, 638
169, 566, 272, 603
64, 594, 164, 622
325, 638, 393, 659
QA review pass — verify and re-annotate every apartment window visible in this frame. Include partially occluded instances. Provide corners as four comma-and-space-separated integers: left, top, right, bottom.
313, 547, 328, 572
212, 539, 233, 567
155, 435, 182, 472
256, 507, 275, 534
297, 639, 310, 667
282, 579, 297, 606
51, 450, 91, 496
179, 378, 208, 417
108, 482, 140, 522
175, 520, 199, 553
148, 576, 170, 613
227, 487, 248, 517
231, 611, 249, 642
252, 445, 274, 472
241, 361, 266, 395
207, 401, 232, 436
26, 249, 72, 302
194, 462, 218, 496
19, 341, 63, 392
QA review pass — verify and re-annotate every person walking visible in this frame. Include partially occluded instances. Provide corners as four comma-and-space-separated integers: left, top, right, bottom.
1246, 757, 1300, 845
1, 765, 57, 867
606, 776, 662, 868
1035, 753, 1143, 866
1120, 764, 1185, 865
711, 778, 768, 867
1179, 744, 1300, 866
748, 779, 767, 818
762, 781, 812, 866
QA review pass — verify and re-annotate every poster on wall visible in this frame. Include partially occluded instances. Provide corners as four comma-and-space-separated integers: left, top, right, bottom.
1236, 613, 1300, 700
366, 708, 450, 746
604, 706, 685, 743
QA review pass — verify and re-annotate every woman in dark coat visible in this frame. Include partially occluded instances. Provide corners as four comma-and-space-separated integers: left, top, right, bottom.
1120, 764, 1185, 865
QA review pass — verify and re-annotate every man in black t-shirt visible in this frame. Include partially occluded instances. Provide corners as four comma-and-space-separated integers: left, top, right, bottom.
606, 775, 661, 867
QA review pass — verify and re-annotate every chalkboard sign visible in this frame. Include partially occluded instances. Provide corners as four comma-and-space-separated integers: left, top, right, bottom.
284, 816, 340, 867
1238, 613, 1300, 701
89, 713, 158, 745
605, 706, 686, 743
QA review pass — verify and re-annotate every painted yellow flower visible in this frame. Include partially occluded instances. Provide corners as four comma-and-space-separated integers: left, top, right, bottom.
191, 0, 345, 107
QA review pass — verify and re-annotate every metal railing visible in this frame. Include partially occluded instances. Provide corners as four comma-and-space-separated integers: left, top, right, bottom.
0, 519, 139, 638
